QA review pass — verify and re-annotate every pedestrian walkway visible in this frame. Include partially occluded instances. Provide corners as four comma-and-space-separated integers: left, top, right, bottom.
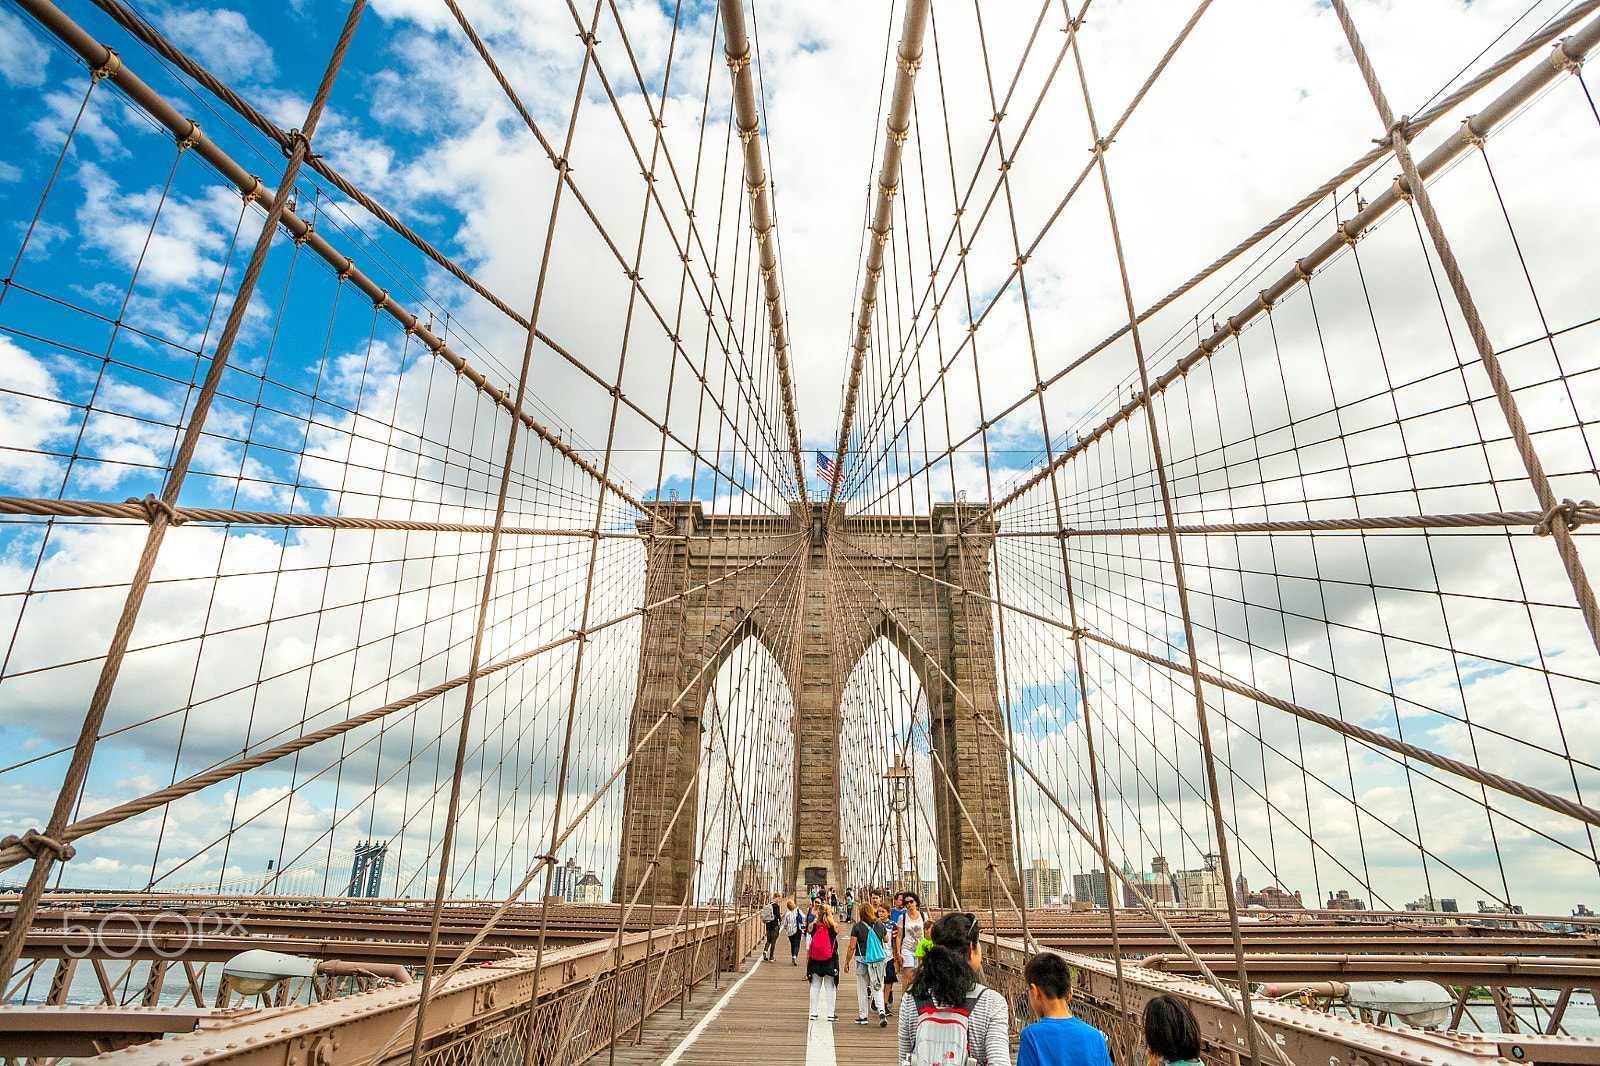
620, 949, 901, 1066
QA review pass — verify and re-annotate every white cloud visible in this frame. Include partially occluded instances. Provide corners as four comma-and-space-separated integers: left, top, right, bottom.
0, 8, 49, 89
155, 7, 277, 84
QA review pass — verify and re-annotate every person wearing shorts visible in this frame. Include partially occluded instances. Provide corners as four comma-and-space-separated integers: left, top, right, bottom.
895, 891, 926, 996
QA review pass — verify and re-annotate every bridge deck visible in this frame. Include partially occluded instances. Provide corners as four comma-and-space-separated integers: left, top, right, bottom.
614, 948, 901, 1066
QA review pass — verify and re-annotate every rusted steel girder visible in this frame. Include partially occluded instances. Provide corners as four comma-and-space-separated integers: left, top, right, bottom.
830, 0, 932, 504
11, 0, 646, 517
718, 0, 810, 506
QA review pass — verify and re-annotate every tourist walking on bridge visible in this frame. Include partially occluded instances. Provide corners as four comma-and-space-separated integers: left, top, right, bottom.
1142, 995, 1204, 1066
783, 898, 803, 964
842, 902, 890, 1026
894, 890, 926, 995
806, 903, 842, 1021
898, 912, 1010, 1066
762, 892, 783, 961
1016, 952, 1111, 1066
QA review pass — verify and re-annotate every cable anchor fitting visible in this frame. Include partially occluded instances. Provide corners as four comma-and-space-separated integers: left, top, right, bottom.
90, 49, 122, 81
175, 121, 202, 153
1535, 499, 1597, 536
284, 128, 320, 161
1550, 39, 1584, 74
1, 829, 75, 863
373, 289, 389, 311
240, 176, 265, 205
1373, 115, 1412, 149
126, 493, 185, 526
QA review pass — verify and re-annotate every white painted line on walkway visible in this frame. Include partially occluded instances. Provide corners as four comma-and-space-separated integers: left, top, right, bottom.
658, 956, 767, 1066
805, 1013, 837, 1066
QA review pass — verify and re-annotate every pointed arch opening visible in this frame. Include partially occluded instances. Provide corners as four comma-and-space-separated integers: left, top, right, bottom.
695, 631, 796, 905
838, 634, 940, 903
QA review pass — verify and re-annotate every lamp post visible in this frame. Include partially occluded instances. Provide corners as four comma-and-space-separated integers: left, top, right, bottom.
885, 755, 911, 894
771, 832, 785, 896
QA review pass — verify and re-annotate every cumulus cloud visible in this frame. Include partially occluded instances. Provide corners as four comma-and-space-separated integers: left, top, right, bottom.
155, 7, 278, 85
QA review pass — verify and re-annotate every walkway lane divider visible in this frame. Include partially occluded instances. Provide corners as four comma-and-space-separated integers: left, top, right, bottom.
805, 1016, 838, 1066
658, 956, 769, 1066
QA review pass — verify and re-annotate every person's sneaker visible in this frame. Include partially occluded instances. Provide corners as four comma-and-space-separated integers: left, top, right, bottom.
828, 1015, 839, 1022
879, 1011, 889, 1028
809, 1014, 818, 1021
854, 1017, 869, 1025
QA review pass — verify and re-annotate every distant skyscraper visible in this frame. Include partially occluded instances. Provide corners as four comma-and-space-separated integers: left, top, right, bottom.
1326, 889, 1367, 911
1173, 863, 1228, 910
559, 857, 583, 902
1151, 855, 1170, 876
1022, 859, 1063, 908
1072, 870, 1109, 907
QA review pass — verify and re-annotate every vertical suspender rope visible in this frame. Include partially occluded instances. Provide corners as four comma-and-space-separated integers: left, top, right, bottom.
409, 5, 610, 1065
1054, 2, 1279, 1062
0, 0, 368, 988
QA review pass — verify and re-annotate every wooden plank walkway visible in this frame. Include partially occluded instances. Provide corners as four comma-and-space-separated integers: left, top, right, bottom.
609, 948, 902, 1066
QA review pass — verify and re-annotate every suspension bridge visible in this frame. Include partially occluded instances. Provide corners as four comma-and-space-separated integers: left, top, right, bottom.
0, 0, 1598, 1063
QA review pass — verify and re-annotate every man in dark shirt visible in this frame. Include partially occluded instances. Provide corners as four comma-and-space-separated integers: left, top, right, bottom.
761, 893, 783, 961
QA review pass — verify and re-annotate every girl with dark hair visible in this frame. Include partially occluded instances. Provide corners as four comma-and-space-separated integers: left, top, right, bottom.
896, 912, 1010, 1066
1143, 995, 1203, 1066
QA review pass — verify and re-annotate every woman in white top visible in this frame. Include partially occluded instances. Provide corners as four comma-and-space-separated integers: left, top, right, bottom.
896, 911, 1009, 1066
894, 890, 926, 997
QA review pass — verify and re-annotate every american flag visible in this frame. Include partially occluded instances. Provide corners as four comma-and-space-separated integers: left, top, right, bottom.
816, 450, 837, 487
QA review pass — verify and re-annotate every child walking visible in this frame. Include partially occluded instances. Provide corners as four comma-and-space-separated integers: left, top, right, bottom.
1016, 953, 1113, 1066
841, 903, 890, 1026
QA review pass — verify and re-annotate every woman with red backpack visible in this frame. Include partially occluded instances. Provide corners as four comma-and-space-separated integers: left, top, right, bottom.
806, 902, 842, 1021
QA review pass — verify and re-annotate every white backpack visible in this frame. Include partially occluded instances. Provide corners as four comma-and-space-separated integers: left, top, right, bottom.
906, 984, 987, 1066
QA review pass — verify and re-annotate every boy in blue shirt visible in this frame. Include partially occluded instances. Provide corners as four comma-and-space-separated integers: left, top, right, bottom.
1017, 953, 1113, 1066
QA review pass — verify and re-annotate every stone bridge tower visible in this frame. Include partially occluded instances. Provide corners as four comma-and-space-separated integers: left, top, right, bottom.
613, 501, 1018, 911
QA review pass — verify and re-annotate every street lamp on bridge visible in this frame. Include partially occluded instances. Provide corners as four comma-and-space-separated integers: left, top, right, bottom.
885, 755, 912, 894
